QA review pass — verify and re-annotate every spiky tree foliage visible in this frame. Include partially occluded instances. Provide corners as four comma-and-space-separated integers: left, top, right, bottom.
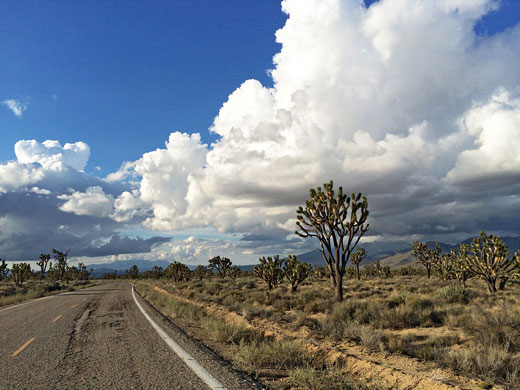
434, 251, 456, 281
52, 249, 70, 281
76, 262, 90, 280
362, 263, 377, 279
229, 265, 241, 280
450, 244, 473, 287
296, 180, 369, 302
466, 231, 518, 293
126, 265, 139, 279
11, 263, 32, 287
350, 248, 367, 280
165, 261, 191, 282
254, 255, 285, 291
0, 259, 9, 282
208, 256, 233, 278
151, 266, 163, 279
36, 253, 51, 280
313, 265, 329, 279
412, 242, 441, 279
193, 265, 210, 280
283, 255, 311, 292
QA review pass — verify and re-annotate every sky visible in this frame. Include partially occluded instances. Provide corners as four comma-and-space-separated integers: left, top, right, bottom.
1, 0, 520, 265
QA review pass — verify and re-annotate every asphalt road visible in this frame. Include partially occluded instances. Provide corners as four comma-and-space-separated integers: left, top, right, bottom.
1, 282, 259, 390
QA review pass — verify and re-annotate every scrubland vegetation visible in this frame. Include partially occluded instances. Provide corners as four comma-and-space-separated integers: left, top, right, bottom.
0, 250, 97, 307
131, 182, 520, 389
133, 261, 520, 389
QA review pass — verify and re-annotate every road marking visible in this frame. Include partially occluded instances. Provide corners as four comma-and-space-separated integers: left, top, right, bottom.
132, 286, 227, 390
52, 314, 63, 322
12, 338, 36, 357
71, 304, 78, 308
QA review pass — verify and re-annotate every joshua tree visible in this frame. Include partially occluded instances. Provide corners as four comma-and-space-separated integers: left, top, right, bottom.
11, 263, 32, 287
151, 266, 163, 279
208, 256, 233, 278
434, 251, 456, 281
296, 180, 369, 302
351, 248, 367, 280
193, 265, 210, 280
283, 255, 311, 292
0, 259, 9, 282
412, 241, 441, 279
451, 244, 473, 287
165, 261, 191, 282
52, 249, 70, 281
229, 265, 241, 280
36, 253, 51, 280
126, 265, 139, 279
254, 256, 285, 291
466, 231, 518, 293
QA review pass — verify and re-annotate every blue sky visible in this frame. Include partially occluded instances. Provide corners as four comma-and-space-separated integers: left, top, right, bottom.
1, 0, 287, 174
1, 0, 520, 264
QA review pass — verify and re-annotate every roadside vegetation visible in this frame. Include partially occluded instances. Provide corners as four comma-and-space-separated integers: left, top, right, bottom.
0, 249, 97, 307
123, 181, 520, 389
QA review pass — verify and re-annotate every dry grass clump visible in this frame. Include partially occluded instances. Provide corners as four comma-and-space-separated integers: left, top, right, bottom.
0, 279, 96, 307
287, 364, 382, 390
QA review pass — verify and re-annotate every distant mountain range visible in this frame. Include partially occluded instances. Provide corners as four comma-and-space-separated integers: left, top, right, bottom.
86, 235, 520, 276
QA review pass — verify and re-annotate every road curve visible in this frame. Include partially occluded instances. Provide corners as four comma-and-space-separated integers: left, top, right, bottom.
1, 281, 259, 390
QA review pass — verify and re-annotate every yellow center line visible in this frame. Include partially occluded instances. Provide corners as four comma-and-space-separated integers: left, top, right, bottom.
71, 304, 78, 308
52, 314, 63, 323
11, 338, 36, 357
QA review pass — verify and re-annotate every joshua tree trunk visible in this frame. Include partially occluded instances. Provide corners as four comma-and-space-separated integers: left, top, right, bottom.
356, 264, 360, 280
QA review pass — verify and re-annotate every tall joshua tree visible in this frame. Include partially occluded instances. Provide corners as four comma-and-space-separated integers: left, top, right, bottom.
0, 259, 9, 282
412, 241, 441, 279
208, 256, 233, 278
37, 253, 51, 280
52, 249, 70, 281
351, 248, 367, 280
466, 231, 518, 293
296, 180, 369, 302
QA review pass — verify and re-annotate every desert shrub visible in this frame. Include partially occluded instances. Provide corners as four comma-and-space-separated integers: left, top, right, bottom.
441, 344, 520, 383
232, 339, 317, 376
201, 317, 263, 344
288, 365, 374, 390
437, 285, 470, 304
463, 306, 520, 352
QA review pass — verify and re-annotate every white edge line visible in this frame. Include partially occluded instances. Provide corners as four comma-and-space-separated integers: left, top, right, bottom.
131, 285, 227, 390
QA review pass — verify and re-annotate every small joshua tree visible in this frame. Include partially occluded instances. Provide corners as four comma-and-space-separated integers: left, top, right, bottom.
11, 263, 32, 287
254, 255, 285, 291
193, 265, 210, 280
126, 265, 139, 279
451, 244, 473, 287
36, 253, 51, 280
52, 249, 70, 281
434, 251, 456, 281
296, 180, 369, 302
165, 261, 191, 282
412, 241, 441, 279
351, 248, 367, 280
0, 259, 9, 282
466, 231, 519, 293
208, 256, 233, 278
283, 255, 311, 292
229, 265, 240, 280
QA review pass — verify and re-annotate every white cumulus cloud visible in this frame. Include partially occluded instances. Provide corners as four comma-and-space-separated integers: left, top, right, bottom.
15, 140, 90, 171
